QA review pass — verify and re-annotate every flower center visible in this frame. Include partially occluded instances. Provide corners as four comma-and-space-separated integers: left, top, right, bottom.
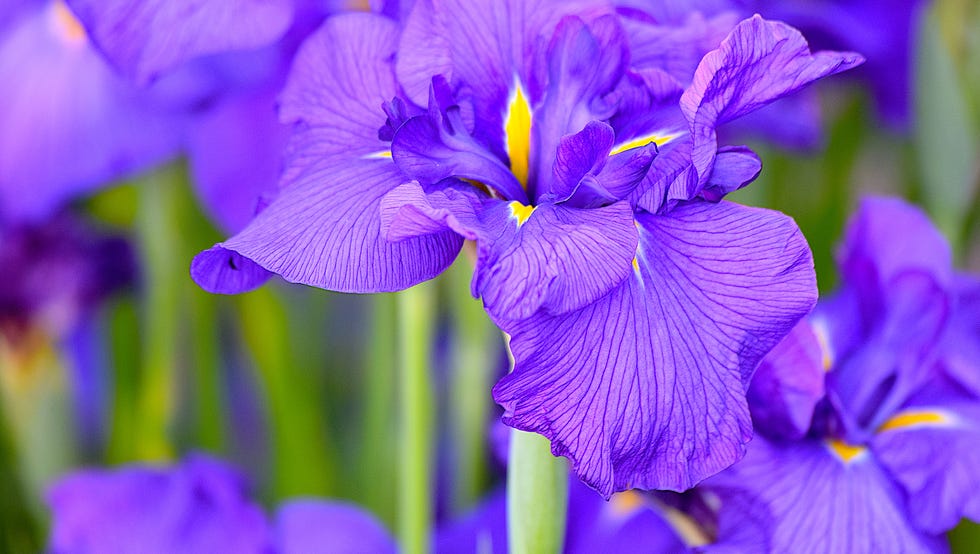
504, 81, 533, 189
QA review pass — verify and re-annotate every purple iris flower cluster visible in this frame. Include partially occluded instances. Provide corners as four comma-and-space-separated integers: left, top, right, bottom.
0, 0, 331, 231
3, 0, 974, 551
193, 0, 862, 499
700, 198, 980, 552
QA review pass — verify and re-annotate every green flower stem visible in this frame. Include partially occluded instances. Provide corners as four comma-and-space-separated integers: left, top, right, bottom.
915, 6, 976, 253
446, 256, 499, 514
187, 288, 223, 451
237, 286, 335, 500
360, 292, 398, 527
0, 383, 41, 553
507, 428, 568, 554
0, 340, 73, 531
397, 282, 437, 554
134, 165, 183, 461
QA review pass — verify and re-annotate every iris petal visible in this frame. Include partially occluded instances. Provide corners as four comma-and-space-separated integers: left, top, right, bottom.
494, 201, 816, 495
65, 0, 293, 84
706, 438, 947, 553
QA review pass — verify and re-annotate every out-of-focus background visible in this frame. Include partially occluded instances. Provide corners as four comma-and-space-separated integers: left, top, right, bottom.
0, 0, 978, 552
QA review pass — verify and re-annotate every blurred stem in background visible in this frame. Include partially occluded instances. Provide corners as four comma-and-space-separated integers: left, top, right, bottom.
0, 388, 41, 552
359, 293, 398, 527
914, 4, 977, 255
186, 266, 224, 452
508, 428, 568, 554
0, 337, 72, 540
132, 165, 183, 461
397, 282, 437, 554
932, 1, 980, 550
237, 286, 337, 501
446, 253, 499, 514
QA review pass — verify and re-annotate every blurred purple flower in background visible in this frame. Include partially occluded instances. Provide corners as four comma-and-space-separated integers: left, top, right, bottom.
0, 214, 133, 342
0, 0, 357, 232
193, 0, 862, 497
47, 453, 397, 554
0, 214, 134, 449
0, 0, 181, 222
436, 478, 688, 554
699, 197, 980, 552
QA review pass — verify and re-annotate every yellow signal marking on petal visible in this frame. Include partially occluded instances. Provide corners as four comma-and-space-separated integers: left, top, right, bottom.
504, 82, 532, 187
632, 257, 640, 273
827, 439, 866, 463
362, 150, 392, 159
509, 201, 535, 226
878, 410, 950, 433
610, 132, 676, 155
811, 318, 834, 372
52, 1, 87, 44
610, 490, 645, 517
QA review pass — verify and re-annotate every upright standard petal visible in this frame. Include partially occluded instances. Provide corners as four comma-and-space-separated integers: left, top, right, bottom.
278, 13, 402, 164
681, 15, 863, 184
395, 0, 614, 159
837, 196, 953, 302
622, 9, 739, 85
194, 14, 464, 294
706, 439, 947, 553
494, 201, 816, 495
66, 0, 293, 84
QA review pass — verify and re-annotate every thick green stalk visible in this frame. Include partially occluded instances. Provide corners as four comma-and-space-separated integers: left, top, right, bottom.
359, 293, 398, 527
397, 283, 437, 554
507, 428, 568, 554
446, 257, 499, 513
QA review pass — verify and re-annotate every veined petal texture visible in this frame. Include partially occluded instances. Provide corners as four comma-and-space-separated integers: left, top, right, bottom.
193, 14, 464, 293
682, 15, 863, 183
707, 438, 948, 554
494, 201, 816, 495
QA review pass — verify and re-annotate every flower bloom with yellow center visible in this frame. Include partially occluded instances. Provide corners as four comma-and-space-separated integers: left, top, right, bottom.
703, 198, 980, 552
193, 0, 861, 497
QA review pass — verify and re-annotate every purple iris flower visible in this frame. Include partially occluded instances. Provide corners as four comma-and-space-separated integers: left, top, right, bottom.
751, 0, 927, 129
699, 197, 980, 552
47, 453, 397, 554
0, 213, 134, 449
194, 1, 861, 496
0, 214, 133, 342
0, 0, 182, 222
0, 0, 339, 232
621, 0, 926, 128
436, 478, 688, 553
